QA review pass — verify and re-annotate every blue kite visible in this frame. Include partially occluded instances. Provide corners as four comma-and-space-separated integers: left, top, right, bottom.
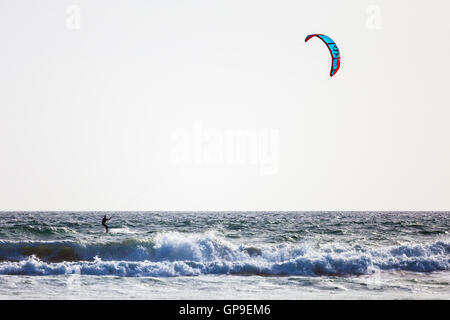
305, 34, 340, 77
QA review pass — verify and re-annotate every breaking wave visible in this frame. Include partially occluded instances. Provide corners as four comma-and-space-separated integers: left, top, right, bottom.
0, 232, 448, 277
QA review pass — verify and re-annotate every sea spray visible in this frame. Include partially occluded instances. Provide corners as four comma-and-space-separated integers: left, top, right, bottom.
0, 233, 448, 277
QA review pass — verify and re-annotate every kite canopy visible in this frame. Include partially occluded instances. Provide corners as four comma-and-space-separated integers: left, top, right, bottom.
305, 34, 340, 77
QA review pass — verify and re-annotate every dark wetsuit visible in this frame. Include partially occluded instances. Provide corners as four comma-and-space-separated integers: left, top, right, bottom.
102, 216, 111, 233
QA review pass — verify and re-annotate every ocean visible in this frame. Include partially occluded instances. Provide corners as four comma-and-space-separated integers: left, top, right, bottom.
0, 211, 448, 299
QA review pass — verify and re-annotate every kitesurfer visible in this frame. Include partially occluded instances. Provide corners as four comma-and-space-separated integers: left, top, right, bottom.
102, 215, 112, 233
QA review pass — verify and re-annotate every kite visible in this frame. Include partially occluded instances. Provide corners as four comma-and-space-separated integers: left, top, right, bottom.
305, 34, 340, 77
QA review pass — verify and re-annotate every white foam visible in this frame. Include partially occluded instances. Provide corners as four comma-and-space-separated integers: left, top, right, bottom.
0, 233, 448, 277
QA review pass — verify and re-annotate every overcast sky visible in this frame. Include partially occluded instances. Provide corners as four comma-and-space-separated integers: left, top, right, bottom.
0, 0, 449, 211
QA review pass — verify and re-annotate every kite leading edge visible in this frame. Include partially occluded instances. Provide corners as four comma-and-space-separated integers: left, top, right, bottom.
305, 34, 340, 77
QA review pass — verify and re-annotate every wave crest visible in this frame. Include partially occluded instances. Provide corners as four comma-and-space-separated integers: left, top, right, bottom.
0, 233, 448, 277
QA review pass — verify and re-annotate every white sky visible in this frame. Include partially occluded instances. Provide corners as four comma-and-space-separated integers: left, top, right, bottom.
0, 0, 449, 211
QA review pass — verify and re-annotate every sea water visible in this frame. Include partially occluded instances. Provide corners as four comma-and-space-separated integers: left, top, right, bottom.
0, 211, 448, 299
